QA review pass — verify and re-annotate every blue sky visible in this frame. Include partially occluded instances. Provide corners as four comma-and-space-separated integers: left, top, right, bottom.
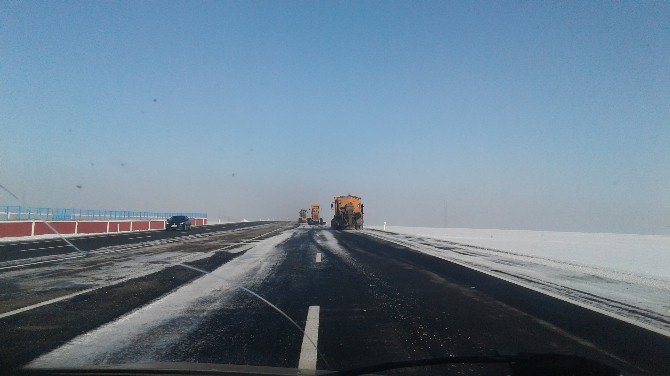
1, 1, 668, 234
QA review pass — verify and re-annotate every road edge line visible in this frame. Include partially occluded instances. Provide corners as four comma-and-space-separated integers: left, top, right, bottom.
361, 230, 670, 339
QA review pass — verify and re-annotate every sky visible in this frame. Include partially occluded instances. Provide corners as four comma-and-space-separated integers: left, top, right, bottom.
1, 1, 668, 234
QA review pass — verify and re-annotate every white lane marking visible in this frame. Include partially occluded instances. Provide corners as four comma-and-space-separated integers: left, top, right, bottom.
0, 287, 99, 319
3, 224, 285, 269
126, 235, 152, 240
363, 230, 670, 339
1, 229, 168, 245
298, 305, 320, 370
0, 226, 291, 317
2, 247, 142, 270
19, 245, 67, 252
316, 253, 322, 263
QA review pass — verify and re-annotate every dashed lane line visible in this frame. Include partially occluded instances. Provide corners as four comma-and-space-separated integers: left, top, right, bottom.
0, 288, 99, 320
0, 227, 290, 317
1, 224, 281, 271
298, 305, 320, 370
316, 253, 322, 263
0, 224, 266, 248
19, 245, 67, 252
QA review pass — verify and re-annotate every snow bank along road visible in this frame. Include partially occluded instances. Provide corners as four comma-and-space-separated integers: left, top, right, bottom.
363, 228, 670, 338
1, 225, 668, 374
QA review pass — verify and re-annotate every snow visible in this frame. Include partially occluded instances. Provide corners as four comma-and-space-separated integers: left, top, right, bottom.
0, 224, 272, 305
368, 226, 670, 279
0, 235, 255, 316
314, 230, 356, 268
364, 226, 670, 336
28, 229, 295, 367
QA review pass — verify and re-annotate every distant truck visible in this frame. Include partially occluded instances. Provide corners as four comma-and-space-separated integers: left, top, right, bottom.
307, 204, 325, 225
331, 195, 364, 230
298, 209, 308, 224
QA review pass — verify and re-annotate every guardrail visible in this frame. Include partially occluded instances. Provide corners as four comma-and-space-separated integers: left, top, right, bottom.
0, 218, 208, 238
0, 205, 206, 221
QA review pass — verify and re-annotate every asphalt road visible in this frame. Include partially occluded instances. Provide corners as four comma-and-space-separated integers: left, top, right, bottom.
0, 221, 267, 263
2, 226, 668, 375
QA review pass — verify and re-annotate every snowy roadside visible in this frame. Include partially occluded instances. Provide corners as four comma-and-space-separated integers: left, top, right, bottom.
363, 227, 670, 337
367, 226, 670, 279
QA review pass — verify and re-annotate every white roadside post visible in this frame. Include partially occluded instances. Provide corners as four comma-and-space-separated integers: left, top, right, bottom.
383, 221, 386, 231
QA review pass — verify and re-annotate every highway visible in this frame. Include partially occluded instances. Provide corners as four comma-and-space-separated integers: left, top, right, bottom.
1, 224, 668, 375
0, 221, 264, 263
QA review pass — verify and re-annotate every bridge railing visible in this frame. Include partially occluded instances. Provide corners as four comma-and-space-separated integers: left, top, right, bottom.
0, 205, 206, 221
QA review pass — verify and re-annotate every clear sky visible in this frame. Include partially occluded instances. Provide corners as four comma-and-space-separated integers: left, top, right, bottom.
1, 1, 668, 234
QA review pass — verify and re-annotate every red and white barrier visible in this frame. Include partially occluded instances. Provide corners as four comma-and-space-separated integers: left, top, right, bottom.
0, 218, 208, 239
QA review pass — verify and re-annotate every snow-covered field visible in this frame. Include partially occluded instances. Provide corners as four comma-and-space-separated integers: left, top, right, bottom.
365, 226, 670, 336
368, 226, 670, 279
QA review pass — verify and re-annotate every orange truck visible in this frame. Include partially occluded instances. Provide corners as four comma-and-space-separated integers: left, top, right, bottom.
307, 204, 325, 225
331, 195, 364, 230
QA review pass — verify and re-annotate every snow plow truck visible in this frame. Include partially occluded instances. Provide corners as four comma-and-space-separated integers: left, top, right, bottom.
307, 204, 325, 225
331, 195, 364, 230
